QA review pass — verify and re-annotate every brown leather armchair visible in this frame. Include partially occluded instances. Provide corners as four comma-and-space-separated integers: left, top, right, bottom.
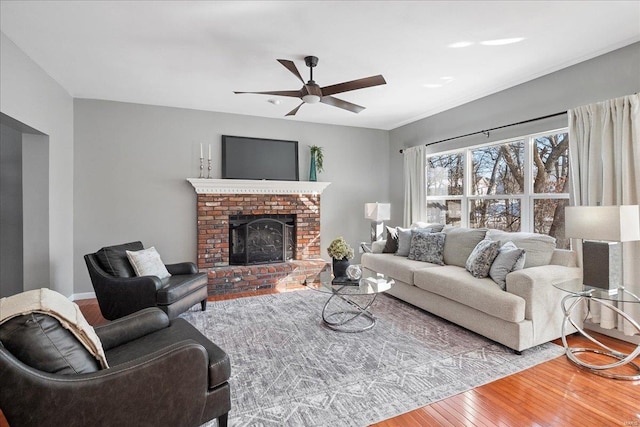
84, 241, 209, 320
0, 307, 231, 427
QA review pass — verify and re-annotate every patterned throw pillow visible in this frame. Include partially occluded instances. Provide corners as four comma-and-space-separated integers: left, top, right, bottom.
383, 226, 399, 253
465, 239, 501, 278
408, 230, 445, 265
489, 241, 526, 290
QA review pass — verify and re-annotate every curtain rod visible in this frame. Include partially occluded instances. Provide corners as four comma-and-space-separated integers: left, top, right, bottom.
398, 111, 567, 154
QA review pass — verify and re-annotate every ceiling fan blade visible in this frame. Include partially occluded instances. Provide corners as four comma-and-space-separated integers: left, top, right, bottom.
286, 102, 304, 116
320, 75, 386, 96
234, 90, 302, 98
277, 59, 305, 84
320, 96, 365, 113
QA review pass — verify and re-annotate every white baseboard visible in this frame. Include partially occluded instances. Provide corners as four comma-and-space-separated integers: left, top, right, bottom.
70, 291, 96, 301
585, 320, 640, 345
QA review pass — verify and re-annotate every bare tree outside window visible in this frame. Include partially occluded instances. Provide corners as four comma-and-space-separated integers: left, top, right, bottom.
427, 154, 464, 196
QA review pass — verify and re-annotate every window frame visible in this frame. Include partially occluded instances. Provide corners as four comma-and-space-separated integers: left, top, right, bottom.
425, 127, 570, 236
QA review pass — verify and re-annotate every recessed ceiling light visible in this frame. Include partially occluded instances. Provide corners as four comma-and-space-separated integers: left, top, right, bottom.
423, 83, 443, 89
448, 41, 474, 48
440, 76, 454, 82
480, 37, 525, 46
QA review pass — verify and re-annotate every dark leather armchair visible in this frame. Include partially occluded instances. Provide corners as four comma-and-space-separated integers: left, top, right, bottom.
0, 307, 231, 427
84, 241, 209, 320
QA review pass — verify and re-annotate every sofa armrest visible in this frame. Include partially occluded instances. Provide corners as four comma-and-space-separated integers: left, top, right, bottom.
165, 262, 198, 275
506, 265, 582, 320
371, 240, 386, 254
0, 340, 211, 427
550, 249, 578, 267
95, 308, 170, 351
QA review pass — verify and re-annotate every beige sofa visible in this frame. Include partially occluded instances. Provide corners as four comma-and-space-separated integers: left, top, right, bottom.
362, 226, 582, 353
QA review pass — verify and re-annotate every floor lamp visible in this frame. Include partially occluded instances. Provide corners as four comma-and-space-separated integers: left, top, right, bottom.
564, 205, 640, 291
364, 203, 390, 242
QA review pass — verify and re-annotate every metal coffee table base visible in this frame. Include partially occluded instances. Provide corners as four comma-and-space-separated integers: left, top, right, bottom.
321, 290, 378, 333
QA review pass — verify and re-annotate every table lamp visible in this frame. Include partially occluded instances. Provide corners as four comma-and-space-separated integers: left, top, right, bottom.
364, 203, 391, 242
565, 205, 640, 291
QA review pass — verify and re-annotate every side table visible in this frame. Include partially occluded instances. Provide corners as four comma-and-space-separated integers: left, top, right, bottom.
554, 282, 640, 380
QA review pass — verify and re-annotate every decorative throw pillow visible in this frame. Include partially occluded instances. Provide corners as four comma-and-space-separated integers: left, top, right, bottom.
443, 227, 489, 268
383, 226, 399, 253
126, 247, 171, 279
408, 230, 445, 265
489, 241, 526, 290
465, 239, 501, 278
394, 227, 413, 257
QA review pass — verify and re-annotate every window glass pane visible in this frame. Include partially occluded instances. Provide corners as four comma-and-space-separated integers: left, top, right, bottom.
469, 199, 521, 231
471, 141, 524, 195
427, 153, 464, 196
533, 132, 569, 194
427, 200, 461, 226
534, 198, 569, 249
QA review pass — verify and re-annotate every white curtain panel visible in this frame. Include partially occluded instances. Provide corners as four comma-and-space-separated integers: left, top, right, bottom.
568, 93, 640, 335
403, 145, 427, 227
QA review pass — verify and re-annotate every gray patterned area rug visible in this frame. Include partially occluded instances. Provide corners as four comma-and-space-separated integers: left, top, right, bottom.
181, 290, 563, 427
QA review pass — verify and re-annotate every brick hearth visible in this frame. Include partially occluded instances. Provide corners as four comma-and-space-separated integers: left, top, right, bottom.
188, 179, 331, 295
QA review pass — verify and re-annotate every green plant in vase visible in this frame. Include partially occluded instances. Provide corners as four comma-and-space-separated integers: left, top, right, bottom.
327, 236, 354, 279
309, 145, 324, 182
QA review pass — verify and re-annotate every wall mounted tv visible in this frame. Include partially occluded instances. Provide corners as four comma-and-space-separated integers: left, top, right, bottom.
221, 135, 299, 181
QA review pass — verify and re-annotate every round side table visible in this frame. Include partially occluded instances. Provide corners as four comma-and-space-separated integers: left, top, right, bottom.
554, 282, 640, 380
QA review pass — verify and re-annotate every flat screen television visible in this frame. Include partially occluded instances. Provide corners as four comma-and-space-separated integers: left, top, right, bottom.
221, 135, 299, 181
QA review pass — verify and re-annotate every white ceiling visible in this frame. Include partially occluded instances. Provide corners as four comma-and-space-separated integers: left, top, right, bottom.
1, 1, 639, 130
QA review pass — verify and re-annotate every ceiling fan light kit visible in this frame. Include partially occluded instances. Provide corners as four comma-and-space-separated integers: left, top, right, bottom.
234, 55, 386, 116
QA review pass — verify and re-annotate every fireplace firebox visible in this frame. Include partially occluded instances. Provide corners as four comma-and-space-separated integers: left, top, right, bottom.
229, 214, 295, 265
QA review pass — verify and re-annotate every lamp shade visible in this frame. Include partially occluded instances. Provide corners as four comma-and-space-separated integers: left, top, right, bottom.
364, 203, 391, 221
565, 205, 640, 242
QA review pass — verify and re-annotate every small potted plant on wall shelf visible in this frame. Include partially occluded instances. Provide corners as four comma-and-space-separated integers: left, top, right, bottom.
309, 145, 324, 182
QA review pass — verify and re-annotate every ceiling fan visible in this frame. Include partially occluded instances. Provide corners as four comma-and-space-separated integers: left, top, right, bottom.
234, 56, 386, 116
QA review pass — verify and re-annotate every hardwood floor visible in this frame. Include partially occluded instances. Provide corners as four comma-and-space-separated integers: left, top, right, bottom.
2, 291, 638, 426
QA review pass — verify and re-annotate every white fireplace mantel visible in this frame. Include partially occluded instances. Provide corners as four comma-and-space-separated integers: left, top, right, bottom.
187, 178, 331, 195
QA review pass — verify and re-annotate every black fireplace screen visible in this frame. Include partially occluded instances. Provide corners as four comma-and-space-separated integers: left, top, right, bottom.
229, 215, 295, 265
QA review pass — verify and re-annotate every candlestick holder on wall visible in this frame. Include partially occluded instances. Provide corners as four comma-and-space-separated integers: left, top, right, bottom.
199, 157, 204, 178
207, 159, 212, 179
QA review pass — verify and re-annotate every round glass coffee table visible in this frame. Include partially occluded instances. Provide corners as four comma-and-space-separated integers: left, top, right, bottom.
304, 272, 394, 333
554, 281, 640, 380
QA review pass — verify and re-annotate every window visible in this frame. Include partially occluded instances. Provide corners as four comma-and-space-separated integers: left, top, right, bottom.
425, 130, 570, 248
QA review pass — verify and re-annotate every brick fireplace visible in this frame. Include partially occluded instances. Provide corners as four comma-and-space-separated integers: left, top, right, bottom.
188, 179, 330, 295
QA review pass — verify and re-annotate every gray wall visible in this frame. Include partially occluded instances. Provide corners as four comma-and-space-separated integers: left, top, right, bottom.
73, 100, 390, 294
388, 42, 640, 227
0, 32, 74, 297
0, 123, 23, 297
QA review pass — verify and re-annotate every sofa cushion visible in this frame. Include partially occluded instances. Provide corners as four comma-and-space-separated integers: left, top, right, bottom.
443, 227, 488, 267
465, 239, 500, 278
408, 230, 444, 265
413, 266, 526, 323
489, 241, 526, 289
361, 253, 439, 285
126, 246, 171, 279
96, 241, 144, 277
0, 313, 100, 375
487, 230, 556, 268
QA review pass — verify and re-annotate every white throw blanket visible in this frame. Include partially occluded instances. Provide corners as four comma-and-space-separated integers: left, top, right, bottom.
0, 288, 108, 369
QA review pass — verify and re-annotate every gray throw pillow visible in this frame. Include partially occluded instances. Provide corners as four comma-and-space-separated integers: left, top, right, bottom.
383, 226, 399, 253
395, 227, 413, 257
408, 230, 444, 265
465, 239, 501, 278
489, 241, 526, 290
